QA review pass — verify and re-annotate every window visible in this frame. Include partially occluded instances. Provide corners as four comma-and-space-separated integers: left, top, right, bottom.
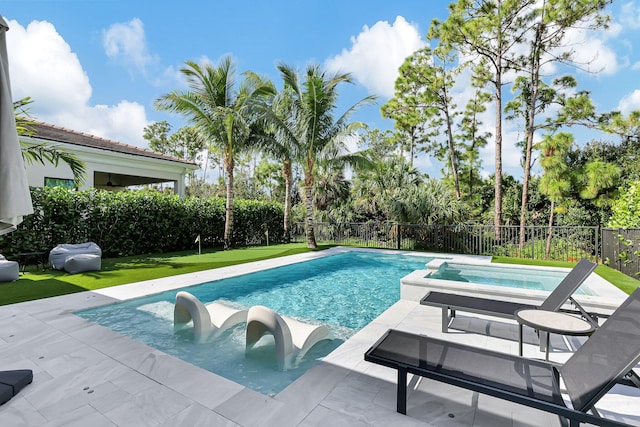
44, 177, 75, 189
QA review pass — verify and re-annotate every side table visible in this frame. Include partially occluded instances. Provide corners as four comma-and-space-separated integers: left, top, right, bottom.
17, 251, 48, 273
515, 309, 595, 360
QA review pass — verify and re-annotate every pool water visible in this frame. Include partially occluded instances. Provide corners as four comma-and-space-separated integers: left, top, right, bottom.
77, 251, 433, 396
429, 263, 584, 293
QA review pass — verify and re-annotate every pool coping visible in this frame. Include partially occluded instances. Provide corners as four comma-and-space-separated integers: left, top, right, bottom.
1, 248, 637, 426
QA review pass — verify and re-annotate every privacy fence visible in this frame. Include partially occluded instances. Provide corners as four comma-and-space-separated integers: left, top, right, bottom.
293, 222, 640, 278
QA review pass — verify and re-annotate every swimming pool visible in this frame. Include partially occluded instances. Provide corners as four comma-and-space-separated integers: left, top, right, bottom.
77, 251, 434, 396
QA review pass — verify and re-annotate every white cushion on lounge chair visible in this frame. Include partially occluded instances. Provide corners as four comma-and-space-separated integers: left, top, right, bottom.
245, 305, 332, 370
174, 291, 248, 342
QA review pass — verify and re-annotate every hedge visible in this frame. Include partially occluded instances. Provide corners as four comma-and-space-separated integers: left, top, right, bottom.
0, 187, 285, 258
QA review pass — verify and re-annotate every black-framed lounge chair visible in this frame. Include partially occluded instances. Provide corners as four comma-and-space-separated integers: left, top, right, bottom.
420, 258, 599, 333
365, 287, 640, 426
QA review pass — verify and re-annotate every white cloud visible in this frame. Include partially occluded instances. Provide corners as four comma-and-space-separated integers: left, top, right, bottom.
620, 1, 640, 29
6, 19, 150, 147
561, 25, 620, 76
102, 18, 157, 76
325, 16, 426, 98
617, 89, 640, 113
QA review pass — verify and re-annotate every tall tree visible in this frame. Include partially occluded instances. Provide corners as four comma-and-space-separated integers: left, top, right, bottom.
155, 57, 274, 249
277, 63, 375, 248
385, 47, 464, 198
538, 132, 574, 258
252, 86, 300, 243
505, 0, 610, 251
458, 89, 491, 200
381, 50, 435, 166
421, 46, 463, 198
143, 121, 173, 154
430, 0, 534, 238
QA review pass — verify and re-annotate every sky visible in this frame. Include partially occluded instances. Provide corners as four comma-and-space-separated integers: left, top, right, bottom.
2, 0, 640, 179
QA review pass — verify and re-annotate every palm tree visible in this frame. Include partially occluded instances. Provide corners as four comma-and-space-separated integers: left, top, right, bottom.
352, 155, 422, 220
155, 57, 274, 249
277, 63, 376, 248
251, 87, 298, 242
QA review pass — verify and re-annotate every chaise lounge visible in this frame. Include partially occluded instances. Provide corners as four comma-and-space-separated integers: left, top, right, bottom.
420, 258, 599, 333
245, 305, 332, 370
365, 287, 640, 426
174, 291, 248, 342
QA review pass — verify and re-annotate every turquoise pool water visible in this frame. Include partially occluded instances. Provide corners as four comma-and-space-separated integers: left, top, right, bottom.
77, 251, 433, 396
429, 263, 585, 293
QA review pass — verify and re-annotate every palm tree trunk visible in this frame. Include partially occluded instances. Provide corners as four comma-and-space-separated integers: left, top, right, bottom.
224, 155, 235, 250
282, 159, 292, 243
304, 167, 317, 249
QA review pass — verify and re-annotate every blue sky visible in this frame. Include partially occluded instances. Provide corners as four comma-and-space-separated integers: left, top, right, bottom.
2, 0, 640, 179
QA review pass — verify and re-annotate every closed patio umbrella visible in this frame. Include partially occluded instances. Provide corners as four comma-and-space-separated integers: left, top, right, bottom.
0, 16, 32, 235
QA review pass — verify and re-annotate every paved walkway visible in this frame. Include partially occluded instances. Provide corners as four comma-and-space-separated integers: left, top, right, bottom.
0, 249, 638, 426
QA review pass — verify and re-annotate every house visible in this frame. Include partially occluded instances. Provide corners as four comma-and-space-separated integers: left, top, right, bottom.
20, 121, 199, 196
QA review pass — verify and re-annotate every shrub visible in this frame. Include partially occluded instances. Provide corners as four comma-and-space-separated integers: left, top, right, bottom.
0, 187, 284, 258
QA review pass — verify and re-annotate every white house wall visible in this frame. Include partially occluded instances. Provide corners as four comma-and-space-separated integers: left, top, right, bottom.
21, 137, 197, 196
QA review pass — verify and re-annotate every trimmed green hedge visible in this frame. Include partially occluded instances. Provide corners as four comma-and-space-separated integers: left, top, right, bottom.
0, 187, 284, 258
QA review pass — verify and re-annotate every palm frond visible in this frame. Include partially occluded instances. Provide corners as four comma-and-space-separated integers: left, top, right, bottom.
21, 143, 86, 185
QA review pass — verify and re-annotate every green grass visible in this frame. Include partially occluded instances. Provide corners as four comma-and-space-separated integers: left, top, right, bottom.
491, 256, 640, 295
3, 246, 637, 306
0, 244, 330, 306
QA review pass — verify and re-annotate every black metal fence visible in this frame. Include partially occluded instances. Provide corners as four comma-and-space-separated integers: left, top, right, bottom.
292, 222, 599, 263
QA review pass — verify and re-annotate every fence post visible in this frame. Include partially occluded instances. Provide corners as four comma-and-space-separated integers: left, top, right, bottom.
596, 226, 600, 264
530, 226, 534, 259
397, 224, 401, 250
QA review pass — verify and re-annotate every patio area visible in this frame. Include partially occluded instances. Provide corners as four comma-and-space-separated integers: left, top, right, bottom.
0, 250, 638, 426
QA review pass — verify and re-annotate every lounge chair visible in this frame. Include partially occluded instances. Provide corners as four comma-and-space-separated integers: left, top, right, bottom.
245, 305, 332, 370
421, 258, 598, 333
174, 291, 248, 342
365, 287, 640, 426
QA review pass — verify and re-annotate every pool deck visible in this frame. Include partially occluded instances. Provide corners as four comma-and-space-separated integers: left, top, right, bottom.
1, 248, 638, 426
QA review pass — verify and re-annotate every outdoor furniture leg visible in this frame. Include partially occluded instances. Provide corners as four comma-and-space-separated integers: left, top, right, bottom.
546, 332, 551, 361
441, 308, 449, 333
397, 368, 407, 414
519, 323, 523, 356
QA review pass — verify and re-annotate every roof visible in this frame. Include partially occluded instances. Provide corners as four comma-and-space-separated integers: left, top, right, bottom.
27, 121, 197, 166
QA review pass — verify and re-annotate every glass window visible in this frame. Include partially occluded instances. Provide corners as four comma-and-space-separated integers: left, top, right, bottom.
44, 177, 76, 189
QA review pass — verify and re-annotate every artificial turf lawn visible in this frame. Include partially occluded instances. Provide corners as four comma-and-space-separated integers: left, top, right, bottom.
0, 244, 329, 306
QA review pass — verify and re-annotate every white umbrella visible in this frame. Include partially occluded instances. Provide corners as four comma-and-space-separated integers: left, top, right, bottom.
0, 16, 32, 235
